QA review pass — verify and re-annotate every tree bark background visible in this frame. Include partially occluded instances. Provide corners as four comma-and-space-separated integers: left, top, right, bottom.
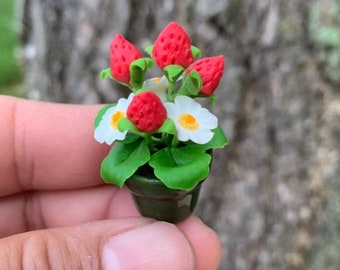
20, 0, 340, 269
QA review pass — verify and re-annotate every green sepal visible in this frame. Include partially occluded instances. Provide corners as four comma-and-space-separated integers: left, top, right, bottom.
135, 88, 148, 94
209, 94, 217, 105
155, 118, 177, 135
130, 58, 153, 91
177, 70, 202, 96
93, 104, 115, 128
201, 127, 228, 150
149, 145, 211, 190
117, 117, 139, 133
164, 65, 185, 82
100, 139, 151, 187
100, 67, 113, 80
191, 46, 202, 59
100, 67, 131, 88
145, 45, 153, 55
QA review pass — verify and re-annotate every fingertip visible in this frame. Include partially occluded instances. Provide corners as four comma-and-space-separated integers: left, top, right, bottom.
102, 221, 195, 270
178, 216, 222, 270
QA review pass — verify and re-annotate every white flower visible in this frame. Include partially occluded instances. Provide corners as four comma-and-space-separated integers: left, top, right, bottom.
142, 76, 168, 101
94, 93, 134, 145
142, 76, 168, 93
165, 96, 218, 144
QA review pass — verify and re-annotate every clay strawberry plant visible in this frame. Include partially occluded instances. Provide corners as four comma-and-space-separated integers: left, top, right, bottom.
94, 22, 228, 191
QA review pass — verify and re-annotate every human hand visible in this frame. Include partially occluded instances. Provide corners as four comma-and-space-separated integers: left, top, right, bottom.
0, 95, 221, 270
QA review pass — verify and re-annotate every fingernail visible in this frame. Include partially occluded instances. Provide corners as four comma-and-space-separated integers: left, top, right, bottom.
102, 222, 194, 270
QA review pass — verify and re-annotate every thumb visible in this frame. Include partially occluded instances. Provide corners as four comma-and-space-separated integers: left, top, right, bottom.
0, 218, 196, 270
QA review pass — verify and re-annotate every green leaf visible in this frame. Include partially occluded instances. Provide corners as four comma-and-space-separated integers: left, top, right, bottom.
100, 67, 113, 80
149, 145, 211, 190
201, 127, 228, 150
145, 45, 153, 55
93, 104, 115, 128
191, 46, 202, 59
130, 58, 153, 90
164, 65, 185, 82
177, 70, 202, 96
117, 133, 141, 144
100, 139, 151, 187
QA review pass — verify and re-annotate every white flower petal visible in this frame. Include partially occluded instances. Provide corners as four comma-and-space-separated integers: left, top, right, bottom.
177, 128, 191, 142
189, 129, 214, 144
142, 76, 169, 95
142, 77, 169, 102
196, 109, 218, 129
164, 102, 179, 119
175, 96, 201, 112
118, 93, 134, 109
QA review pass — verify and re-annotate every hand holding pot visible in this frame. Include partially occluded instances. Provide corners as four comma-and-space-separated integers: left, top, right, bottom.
0, 96, 221, 270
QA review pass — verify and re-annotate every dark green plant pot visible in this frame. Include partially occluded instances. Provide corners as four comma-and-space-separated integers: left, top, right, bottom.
126, 174, 204, 223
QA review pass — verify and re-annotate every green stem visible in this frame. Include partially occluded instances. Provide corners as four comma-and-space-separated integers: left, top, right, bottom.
145, 133, 155, 152
171, 134, 179, 148
167, 80, 176, 102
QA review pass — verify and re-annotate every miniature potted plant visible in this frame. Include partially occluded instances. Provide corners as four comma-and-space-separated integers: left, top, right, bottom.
94, 22, 228, 223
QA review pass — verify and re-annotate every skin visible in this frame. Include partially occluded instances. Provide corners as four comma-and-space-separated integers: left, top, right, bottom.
0, 95, 221, 270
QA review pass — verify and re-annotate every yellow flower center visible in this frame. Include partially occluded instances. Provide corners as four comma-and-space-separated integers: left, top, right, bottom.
152, 77, 162, 83
178, 113, 199, 130
110, 110, 125, 130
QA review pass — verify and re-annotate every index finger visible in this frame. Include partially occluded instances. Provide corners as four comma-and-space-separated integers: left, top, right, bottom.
0, 95, 109, 196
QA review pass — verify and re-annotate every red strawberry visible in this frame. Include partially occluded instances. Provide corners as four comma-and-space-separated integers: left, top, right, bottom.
152, 22, 194, 69
127, 91, 167, 132
110, 34, 143, 85
185, 56, 224, 96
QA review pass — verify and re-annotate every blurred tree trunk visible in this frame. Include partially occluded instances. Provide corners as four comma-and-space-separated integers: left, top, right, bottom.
20, 0, 340, 269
